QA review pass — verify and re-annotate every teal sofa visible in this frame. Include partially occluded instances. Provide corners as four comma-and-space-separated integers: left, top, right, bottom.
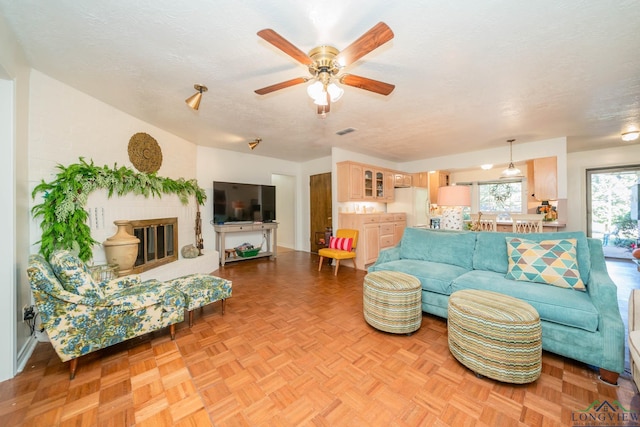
368, 227, 625, 384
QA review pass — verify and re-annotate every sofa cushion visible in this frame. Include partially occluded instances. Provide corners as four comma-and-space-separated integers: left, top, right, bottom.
451, 270, 598, 332
399, 228, 477, 270
49, 250, 105, 299
472, 231, 591, 284
368, 259, 468, 295
505, 237, 586, 291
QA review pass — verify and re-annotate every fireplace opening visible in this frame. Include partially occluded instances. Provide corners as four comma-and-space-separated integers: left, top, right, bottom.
126, 217, 178, 274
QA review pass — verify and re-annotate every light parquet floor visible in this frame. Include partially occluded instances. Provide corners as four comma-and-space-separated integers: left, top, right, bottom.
1, 251, 639, 426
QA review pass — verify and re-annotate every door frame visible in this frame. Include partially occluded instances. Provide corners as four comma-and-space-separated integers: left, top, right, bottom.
585, 164, 640, 238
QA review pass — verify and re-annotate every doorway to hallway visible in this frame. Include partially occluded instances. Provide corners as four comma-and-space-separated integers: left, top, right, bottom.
586, 166, 640, 259
272, 174, 295, 251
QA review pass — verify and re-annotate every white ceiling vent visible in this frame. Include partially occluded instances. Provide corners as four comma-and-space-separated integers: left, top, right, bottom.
336, 128, 357, 136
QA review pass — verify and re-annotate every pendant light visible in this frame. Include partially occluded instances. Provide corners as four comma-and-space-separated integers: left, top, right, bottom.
501, 139, 522, 178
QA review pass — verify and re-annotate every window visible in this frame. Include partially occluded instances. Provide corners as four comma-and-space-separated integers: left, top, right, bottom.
478, 181, 522, 213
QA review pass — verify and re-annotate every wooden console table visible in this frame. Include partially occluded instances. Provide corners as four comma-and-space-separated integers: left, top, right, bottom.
214, 222, 278, 266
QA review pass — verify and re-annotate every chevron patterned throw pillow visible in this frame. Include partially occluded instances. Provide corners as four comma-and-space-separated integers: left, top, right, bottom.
505, 237, 586, 291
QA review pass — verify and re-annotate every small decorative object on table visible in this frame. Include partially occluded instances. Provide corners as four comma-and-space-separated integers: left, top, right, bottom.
235, 242, 261, 258
181, 244, 200, 259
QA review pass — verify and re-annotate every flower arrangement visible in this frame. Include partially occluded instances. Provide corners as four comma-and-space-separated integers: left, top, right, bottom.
31, 157, 206, 262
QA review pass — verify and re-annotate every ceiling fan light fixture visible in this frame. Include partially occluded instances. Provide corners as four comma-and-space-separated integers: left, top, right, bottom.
307, 81, 324, 100
313, 97, 328, 106
622, 130, 640, 142
327, 83, 343, 102
185, 84, 208, 110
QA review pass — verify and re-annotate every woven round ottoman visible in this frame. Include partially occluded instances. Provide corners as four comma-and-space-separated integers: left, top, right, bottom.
448, 289, 542, 384
363, 271, 422, 334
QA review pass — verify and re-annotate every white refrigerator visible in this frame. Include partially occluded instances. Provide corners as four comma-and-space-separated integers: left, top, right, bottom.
387, 187, 431, 227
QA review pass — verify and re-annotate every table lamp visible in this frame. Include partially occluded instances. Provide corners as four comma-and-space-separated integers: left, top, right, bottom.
437, 186, 471, 230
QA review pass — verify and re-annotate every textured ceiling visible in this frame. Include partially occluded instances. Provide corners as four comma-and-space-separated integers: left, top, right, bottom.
1, 0, 639, 163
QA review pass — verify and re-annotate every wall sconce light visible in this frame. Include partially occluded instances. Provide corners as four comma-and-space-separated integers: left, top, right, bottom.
185, 84, 208, 110
622, 130, 640, 142
248, 138, 261, 150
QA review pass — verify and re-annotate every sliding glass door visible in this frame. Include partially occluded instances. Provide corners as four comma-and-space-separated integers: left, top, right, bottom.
586, 166, 640, 259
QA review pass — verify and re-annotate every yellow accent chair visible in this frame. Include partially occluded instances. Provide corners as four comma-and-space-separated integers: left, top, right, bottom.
318, 229, 359, 276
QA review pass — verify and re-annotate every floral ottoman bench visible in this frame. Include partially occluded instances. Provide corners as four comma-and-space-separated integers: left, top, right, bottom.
168, 274, 232, 327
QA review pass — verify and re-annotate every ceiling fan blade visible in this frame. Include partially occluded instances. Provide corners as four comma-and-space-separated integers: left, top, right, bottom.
335, 22, 394, 67
339, 74, 395, 96
255, 77, 308, 95
257, 29, 313, 65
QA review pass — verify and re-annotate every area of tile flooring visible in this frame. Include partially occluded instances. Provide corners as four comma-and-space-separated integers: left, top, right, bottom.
0, 251, 638, 426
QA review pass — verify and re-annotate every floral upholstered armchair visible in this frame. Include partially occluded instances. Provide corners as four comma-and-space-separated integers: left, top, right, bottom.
27, 250, 185, 379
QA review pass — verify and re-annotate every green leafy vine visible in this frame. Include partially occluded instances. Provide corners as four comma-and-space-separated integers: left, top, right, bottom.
31, 157, 206, 262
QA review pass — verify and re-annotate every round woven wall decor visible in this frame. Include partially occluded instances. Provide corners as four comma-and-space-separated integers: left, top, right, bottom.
128, 132, 163, 173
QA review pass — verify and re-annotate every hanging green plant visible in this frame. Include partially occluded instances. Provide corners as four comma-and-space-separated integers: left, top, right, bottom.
31, 157, 206, 262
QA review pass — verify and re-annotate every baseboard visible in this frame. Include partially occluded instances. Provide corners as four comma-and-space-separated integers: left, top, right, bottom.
16, 335, 38, 375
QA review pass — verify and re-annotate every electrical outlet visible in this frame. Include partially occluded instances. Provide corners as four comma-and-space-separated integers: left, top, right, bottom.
23, 305, 35, 322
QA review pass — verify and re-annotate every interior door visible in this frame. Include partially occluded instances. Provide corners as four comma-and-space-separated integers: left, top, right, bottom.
310, 173, 332, 254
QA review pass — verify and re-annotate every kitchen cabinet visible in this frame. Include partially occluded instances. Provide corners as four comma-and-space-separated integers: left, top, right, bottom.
339, 212, 406, 270
412, 172, 429, 188
533, 156, 557, 201
393, 214, 407, 244
337, 161, 395, 202
428, 171, 450, 204
526, 156, 557, 202
384, 170, 395, 202
363, 223, 381, 265
337, 162, 364, 201
394, 173, 412, 188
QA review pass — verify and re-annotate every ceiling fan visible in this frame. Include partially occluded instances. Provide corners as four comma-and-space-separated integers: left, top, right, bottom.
254, 22, 395, 115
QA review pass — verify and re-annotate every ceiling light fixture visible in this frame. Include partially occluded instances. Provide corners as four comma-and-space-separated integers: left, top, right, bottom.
255, 24, 395, 116
501, 139, 522, 178
622, 130, 640, 142
185, 84, 208, 110
248, 138, 261, 150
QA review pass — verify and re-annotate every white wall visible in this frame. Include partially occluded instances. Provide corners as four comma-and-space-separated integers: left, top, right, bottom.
0, 14, 32, 381
195, 147, 303, 252
567, 144, 640, 232
28, 71, 203, 267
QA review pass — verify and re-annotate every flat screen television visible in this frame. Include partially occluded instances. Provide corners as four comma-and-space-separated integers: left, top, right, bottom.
213, 181, 276, 224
